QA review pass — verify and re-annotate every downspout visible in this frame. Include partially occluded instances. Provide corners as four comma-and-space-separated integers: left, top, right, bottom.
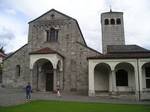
137, 58, 141, 101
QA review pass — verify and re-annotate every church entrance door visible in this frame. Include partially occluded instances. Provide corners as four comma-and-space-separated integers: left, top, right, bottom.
46, 73, 53, 91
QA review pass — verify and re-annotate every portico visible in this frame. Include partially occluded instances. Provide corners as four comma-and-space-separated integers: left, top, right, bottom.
29, 47, 63, 92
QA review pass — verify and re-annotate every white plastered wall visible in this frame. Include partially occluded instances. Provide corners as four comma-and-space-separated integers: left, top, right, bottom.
30, 54, 63, 69
88, 58, 138, 96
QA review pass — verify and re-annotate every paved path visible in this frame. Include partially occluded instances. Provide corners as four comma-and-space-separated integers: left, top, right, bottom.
0, 88, 150, 106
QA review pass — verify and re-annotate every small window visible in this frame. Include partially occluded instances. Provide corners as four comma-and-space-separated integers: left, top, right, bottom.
116, 69, 128, 86
104, 19, 109, 25
110, 19, 115, 25
46, 28, 58, 42
16, 65, 21, 77
116, 18, 121, 24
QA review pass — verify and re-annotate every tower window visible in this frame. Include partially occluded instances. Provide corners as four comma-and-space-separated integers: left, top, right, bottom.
110, 19, 115, 25
104, 19, 109, 25
116, 18, 121, 24
46, 28, 58, 42
116, 69, 128, 86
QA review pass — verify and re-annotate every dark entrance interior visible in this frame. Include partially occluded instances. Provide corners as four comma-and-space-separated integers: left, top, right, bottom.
46, 73, 53, 91
42, 61, 54, 91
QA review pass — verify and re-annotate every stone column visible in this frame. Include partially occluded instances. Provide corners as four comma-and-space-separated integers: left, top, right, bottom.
88, 63, 95, 96
111, 70, 117, 93
53, 69, 57, 91
30, 69, 33, 88
135, 59, 143, 101
109, 72, 112, 92
134, 61, 139, 100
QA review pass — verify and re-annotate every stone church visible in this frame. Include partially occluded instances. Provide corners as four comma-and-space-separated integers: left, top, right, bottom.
1, 9, 150, 100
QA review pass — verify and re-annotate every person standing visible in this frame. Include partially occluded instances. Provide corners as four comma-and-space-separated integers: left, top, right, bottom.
26, 82, 32, 101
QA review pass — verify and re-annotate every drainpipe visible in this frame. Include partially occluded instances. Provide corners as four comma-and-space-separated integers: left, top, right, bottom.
137, 58, 141, 101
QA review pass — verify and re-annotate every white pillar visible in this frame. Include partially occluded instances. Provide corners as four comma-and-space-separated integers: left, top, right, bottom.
111, 70, 117, 93
134, 59, 142, 101
109, 72, 112, 92
138, 64, 143, 92
88, 62, 95, 96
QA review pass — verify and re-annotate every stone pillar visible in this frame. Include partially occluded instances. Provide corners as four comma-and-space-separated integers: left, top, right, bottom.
109, 72, 112, 92
135, 59, 143, 101
30, 69, 33, 88
88, 63, 95, 96
134, 62, 139, 100
53, 69, 57, 91
111, 70, 117, 93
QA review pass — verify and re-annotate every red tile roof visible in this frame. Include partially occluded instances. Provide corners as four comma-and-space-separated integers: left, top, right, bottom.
29, 47, 64, 58
88, 45, 150, 59
87, 52, 150, 59
0, 52, 6, 58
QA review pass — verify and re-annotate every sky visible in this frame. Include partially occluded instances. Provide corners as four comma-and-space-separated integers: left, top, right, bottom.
0, 0, 150, 53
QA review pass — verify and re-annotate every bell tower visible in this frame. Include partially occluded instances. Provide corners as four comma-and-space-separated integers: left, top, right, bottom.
101, 10, 125, 54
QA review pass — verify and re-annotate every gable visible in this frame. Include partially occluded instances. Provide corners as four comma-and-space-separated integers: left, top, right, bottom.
28, 9, 87, 46
29, 9, 75, 23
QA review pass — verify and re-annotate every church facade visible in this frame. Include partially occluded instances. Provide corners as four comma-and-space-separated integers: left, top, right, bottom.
2, 9, 150, 100
2, 9, 100, 94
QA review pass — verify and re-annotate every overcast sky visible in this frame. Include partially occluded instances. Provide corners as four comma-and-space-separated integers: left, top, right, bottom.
0, 0, 150, 53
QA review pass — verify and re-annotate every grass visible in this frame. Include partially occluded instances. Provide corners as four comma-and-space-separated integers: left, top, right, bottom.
0, 100, 150, 112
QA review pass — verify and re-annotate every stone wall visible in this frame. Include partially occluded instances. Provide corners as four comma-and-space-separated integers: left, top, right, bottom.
2, 9, 101, 94
28, 10, 100, 93
3, 44, 30, 88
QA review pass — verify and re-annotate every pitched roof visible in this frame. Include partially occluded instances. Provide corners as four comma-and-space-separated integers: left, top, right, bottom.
28, 9, 87, 46
107, 45, 150, 53
29, 9, 76, 24
88, 45, 150, 59
0, 52, 6, 58
29, 47, 64, 58
4, 44, 28, 61
88, 52, 150, 59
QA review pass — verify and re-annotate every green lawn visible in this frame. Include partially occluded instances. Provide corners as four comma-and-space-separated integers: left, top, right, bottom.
0, 100, 150, 112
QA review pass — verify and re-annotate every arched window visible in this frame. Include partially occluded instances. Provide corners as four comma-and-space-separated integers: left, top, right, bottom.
16, 65, 21, 77
46, 28, 58, 42
104, 19, 109, 25
116, 18, 121, 24
110, 19, 115, 25
116, 69, 128, 86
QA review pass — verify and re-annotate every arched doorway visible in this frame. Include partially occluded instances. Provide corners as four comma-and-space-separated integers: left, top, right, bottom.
33, 59, 54, 91
116, 69, 128, 86
115, 62, 135, 92
142, 62, 150, 89
94, 63, 111, 92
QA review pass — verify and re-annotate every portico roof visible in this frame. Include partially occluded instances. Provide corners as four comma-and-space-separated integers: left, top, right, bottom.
29, 47, 64, 58
88, 45, 150, 59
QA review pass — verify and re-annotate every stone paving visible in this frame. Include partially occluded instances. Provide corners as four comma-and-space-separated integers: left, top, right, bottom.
0, 87, 150, 106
